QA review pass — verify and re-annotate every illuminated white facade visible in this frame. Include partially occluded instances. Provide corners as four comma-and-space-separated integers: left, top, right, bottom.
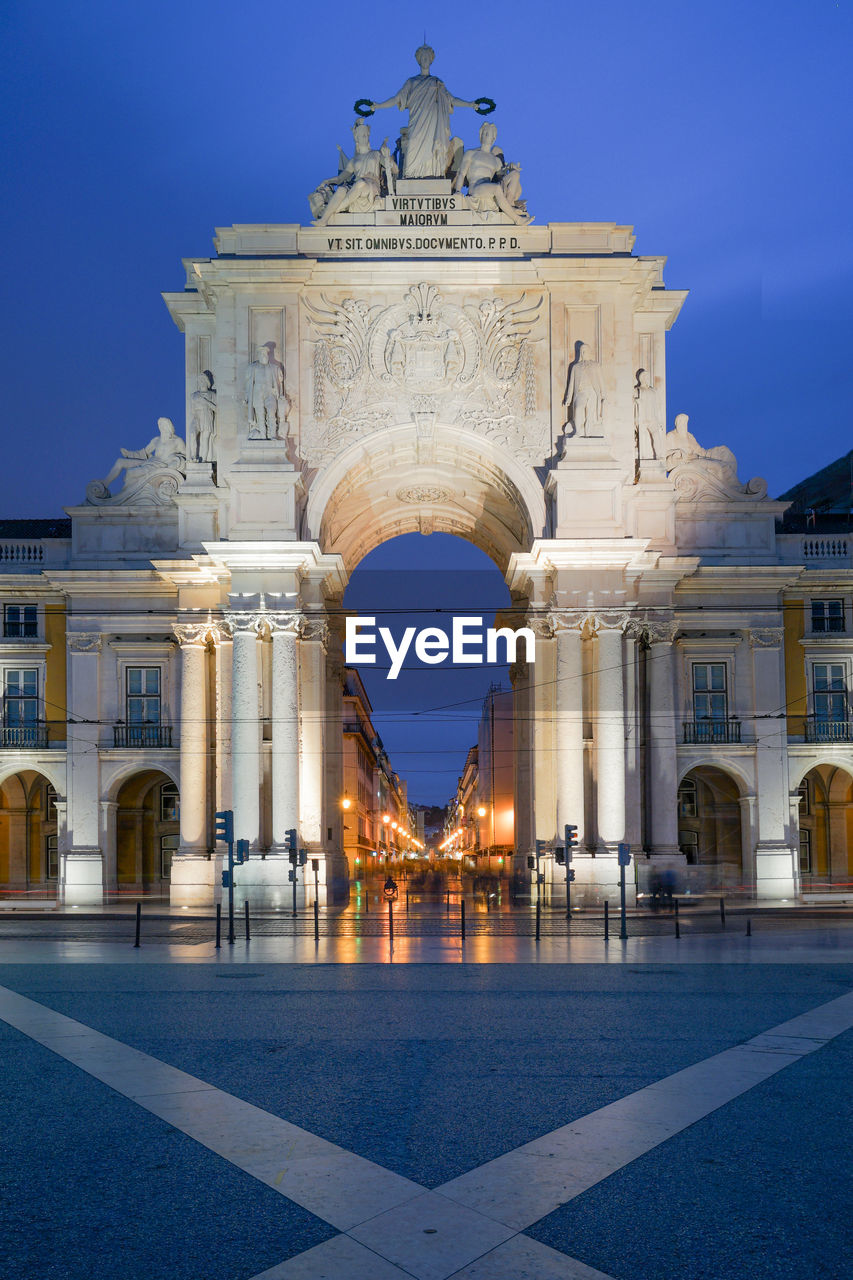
3, 65, 852, 908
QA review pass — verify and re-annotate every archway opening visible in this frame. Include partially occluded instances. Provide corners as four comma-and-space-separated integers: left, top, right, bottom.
115, 770, 179, 896
340, 531, 519, 898
0, 770, 58, 897
797, 764, 853, 892
677, 766, 744, 892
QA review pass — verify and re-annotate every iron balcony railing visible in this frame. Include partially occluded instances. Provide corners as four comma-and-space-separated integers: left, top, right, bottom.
0, 723, 49, 748
804, 717, 853, 743
113, 724, 173, 748
682, 718, 742, 745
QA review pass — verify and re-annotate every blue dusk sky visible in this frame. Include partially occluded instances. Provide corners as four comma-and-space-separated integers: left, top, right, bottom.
2, 0, 851, 803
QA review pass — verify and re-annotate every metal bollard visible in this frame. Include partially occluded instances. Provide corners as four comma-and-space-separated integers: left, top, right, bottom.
535, 898, 541, 942
244, 899, 250, 942
133, 901, 141, 948
746, 917, 751, 937
604, 899, 609, 942
388, 899, 394, 940
674, 897, 681, 940
314, 898, 319, 942
461, 898, 466, 940
719, 896, 726, 929
364, 884, 369, 912
215, 903, 221, 949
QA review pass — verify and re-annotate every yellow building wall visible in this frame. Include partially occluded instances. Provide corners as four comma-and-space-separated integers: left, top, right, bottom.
44, 605, 67, 743
784, 598, 806, 736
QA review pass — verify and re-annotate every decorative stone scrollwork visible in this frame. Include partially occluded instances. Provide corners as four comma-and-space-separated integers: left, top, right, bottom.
67, 633, 102, 653
397, 485, 452, 505
266, 613, 302, 636
548, 610, 585, 634
222, 612, 267, 638
749, 628, 784, 648
525, 615, 555, 640
644, 617, 679, 645
301, 617, 330, 645
303, 283, 546, 466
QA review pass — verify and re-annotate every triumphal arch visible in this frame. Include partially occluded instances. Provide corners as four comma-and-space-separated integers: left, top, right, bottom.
35, 48, 800, 907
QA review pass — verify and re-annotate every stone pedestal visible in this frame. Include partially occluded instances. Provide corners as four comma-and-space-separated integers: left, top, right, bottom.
177, 462, 219, 550
546, 446, 628, 537
227, 440, 302, 540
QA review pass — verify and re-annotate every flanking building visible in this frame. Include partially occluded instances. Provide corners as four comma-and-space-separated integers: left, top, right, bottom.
2, 51, 851, 908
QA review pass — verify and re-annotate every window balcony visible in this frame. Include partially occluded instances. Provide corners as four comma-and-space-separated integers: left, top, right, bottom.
113, 725, 173, 748
804, 717, 853, 743
682, 718, 742, 745
0, 723, 49, 749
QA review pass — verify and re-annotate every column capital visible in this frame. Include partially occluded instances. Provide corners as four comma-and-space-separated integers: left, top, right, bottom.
67, 632, 101, 653
525, 614, 555, 639
172, 622, 211, 647
267, 611, 302, 637
587, 610, 632, 636
642, 615, 679, 645
221, 611, 266, 637
301, 616, 330, 645
548, 610, 584, 634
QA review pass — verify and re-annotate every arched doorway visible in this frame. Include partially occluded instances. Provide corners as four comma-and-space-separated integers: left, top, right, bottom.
797, 764, 853, 891
0, 771, 58, 897
115, 771, 179, 896
339, 531, 515, 894
677, 766, 745, 891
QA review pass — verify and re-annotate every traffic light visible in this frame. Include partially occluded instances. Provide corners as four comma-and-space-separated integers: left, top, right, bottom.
235, 839, 249, 865
555, 848, 566, 865
527, 855, 535, 869
565, 824, 579, 850
285, 828, 297, 853
568, 868, 576, 882
214, 810, 233, 844
298, 850, 307, 866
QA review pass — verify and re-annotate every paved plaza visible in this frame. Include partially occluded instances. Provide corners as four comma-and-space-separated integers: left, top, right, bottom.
1, 922, 852, 1279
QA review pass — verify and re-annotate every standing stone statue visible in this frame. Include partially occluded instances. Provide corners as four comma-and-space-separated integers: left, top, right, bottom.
189, 373, 216, 462
311, 122, 396, 226
453, 122, 530, 224
634, 369, 662, 460
245, 345, 286, 439
367, 45, 484, 179
563, 343, 605, 438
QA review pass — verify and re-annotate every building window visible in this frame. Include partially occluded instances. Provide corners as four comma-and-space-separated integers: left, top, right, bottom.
797, 781, 810, 814
679, 830, 699, 865
160, 834, 178, 879
3, 668, 38, 725
813, 663, 847, 722
692, 663, 727, 720
126, 668, 161, 724
678, 778, 698, 817
3, 605, 37, 638
799, 827, 812, 875
44, 783, 57, 820
811, 600, 845, 633
159, 781, 179, 822
46, 835, 58, 880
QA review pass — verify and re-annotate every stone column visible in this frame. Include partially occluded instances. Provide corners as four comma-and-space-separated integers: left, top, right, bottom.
268, 613, 301, 848
552, 616, 585, 845
509, 658, 532, 860
213, 630, 233, 817
595, 620, 627, 851
227, 614, 263, 849
65, 633, 103, 906
299, 617, 328, 852
750, 628, 796, 899
173, 624, 210, 855
646, 619, 681, 855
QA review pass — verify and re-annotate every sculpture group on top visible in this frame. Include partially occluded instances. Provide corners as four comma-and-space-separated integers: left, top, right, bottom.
664, 414, 767, 500
86, 417, 188, 507
309, 46, 530, 226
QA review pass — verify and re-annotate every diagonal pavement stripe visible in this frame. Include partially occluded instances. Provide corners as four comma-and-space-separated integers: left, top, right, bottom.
2, 983, 851, 1280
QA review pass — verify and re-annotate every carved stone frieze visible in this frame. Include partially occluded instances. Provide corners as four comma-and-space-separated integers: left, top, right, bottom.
397, 485, 453, 504
302, 282, 547, 466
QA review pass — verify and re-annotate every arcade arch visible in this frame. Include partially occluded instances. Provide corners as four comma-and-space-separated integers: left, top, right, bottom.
796, 763, 853, 889
0, 770, 58, 892
114, 770, 180, 894
677, 765, 745, 890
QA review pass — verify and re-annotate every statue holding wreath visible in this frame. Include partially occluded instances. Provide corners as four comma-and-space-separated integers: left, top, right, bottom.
359, 45, 495, 179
